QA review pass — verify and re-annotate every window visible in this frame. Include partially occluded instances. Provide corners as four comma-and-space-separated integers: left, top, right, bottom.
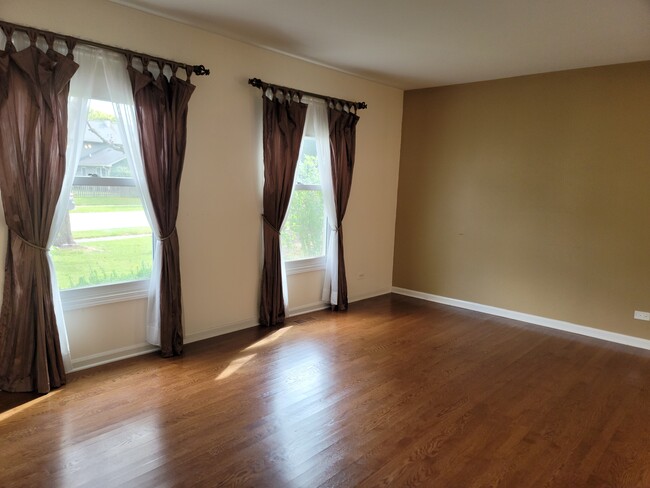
50, 99, 153, 305
281, 136, 326, 273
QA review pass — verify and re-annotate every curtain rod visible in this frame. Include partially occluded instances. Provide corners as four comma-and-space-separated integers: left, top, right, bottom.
248, 78, 367, 110
0, 19, 210, 77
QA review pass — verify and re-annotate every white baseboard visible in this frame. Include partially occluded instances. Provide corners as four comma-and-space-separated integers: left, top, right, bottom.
287, 288, 391, 317
288, 301, 329, 317
70, 342, 158, 372
68, 289, 394, 373
392, 287, 650, 352
350, 288, 393, 303
69, 318, 260, 372
185, 317, 259, 344
186, 292, 386, 342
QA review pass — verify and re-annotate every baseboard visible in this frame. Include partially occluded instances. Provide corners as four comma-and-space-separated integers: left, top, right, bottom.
70, 343, 158, 372
184, 317, 259, 344
350, 288, 393, 303
69, 290, 394, 372
288, 301, 329, 317
391, 287, 650, 352
287, 289, 391, 317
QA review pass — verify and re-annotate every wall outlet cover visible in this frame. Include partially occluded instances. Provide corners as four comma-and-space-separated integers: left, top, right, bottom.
633, 311, 650, 321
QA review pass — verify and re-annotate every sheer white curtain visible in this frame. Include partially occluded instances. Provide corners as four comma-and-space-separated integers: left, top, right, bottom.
102, 55, 161, 347
47, 44, 98, 371
52, 45, 160, 360
303, 98, 339, 305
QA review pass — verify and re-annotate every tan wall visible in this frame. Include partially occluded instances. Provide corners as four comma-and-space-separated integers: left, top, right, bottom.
0, 0, 403, 363
394, 62, 650, 340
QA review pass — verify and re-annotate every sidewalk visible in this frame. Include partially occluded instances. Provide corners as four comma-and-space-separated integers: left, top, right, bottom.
69, 211, 149, 231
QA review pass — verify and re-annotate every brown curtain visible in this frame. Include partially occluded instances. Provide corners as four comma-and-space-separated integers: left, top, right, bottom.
328, 107, 359, 311
260, 95, 308, 326
0, 29, 78, 393
129, 64, 194, 357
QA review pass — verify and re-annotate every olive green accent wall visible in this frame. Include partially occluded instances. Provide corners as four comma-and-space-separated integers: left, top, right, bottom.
394, 62, 650, 340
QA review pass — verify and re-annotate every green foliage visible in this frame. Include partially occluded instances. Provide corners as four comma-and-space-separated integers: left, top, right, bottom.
88, 108, 116, 122
65, 263, 151, 289
281, 152, 325, 260
294, 152, 320, 185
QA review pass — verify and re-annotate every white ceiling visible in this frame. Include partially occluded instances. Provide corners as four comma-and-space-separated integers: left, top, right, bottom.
113, 0, 650, 90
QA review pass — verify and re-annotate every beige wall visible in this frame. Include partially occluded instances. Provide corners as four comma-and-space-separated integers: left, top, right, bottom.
0, 0, 403, 364
394, 62, 650, 340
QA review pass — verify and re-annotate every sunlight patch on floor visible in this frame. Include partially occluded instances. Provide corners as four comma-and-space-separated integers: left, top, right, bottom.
0, 390, 61, 423
244, 326, 293, 351
215, 354, 256, 380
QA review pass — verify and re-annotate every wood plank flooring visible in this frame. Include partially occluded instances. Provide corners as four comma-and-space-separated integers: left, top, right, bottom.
1, 293, 649, 487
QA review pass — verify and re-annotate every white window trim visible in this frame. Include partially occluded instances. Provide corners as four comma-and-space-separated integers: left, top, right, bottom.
285, 255, 326, 275
294, 183, 320, 191
60, 279, 150, 311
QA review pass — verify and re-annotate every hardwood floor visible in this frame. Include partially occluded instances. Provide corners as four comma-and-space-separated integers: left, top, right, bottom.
1, 293, 649, 487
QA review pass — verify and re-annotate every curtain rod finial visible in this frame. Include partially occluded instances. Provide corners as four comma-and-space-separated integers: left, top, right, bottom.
358, 102, 368, 110
193, 65, 210, 76
248, 78, 263, 88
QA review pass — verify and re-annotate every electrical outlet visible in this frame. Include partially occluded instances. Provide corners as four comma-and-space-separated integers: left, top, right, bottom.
633, 311, 650, 321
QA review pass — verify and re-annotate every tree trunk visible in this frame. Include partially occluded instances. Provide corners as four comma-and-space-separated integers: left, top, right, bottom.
53, 213, 75, 247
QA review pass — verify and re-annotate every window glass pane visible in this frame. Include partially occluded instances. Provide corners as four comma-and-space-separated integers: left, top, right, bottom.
281, 137, 326, 261
294, 138, 320, 185
51, 100, 153, 290
281, 189, 325, 261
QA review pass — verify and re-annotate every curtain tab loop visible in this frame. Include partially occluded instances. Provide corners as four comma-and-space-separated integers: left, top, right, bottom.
26, 29, 39, 47
1, 25, 15, 51
43, 33, 55, 50
65, 39, 76, 59
43, 34, 59, 62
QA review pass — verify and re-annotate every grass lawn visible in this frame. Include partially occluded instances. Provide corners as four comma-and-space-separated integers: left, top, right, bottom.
73, 196, 142, 206
72, 205, 143, 213
51, 236, 152, 290
73, 227, 152, 239
71, 196, 143, 213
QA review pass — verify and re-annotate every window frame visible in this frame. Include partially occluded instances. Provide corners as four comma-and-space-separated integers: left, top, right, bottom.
282, 135, 327, 274
56, 174, 152, 309
60, 279, 149, 311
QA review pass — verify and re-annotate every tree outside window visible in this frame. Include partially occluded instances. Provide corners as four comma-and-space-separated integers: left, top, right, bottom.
281, 137, 326, 261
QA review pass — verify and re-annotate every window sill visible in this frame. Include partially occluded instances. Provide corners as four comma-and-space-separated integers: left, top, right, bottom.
285, 256, 325, 275
60, 280, 150, 311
